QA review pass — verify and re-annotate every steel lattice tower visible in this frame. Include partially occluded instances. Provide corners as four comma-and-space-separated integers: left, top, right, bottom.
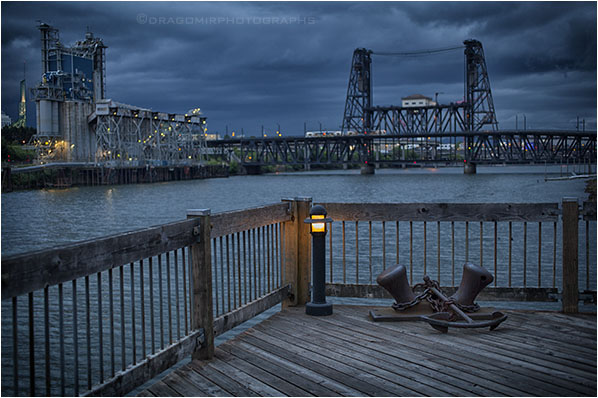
341, 48, 372, 134
464, 39, 498, 131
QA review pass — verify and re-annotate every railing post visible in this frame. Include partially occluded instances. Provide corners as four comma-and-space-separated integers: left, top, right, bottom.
282, 197, 312, 308
561, 197, 579, 313
187, 209, 214, 359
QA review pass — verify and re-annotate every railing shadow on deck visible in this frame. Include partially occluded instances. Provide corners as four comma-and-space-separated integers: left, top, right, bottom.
1, 197, 596, 396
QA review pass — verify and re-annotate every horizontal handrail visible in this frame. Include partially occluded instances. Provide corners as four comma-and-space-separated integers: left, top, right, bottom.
1, 218, 198, 300
1, 202, 292, 300
317, 202, 561, 222
211, 202, 291, 238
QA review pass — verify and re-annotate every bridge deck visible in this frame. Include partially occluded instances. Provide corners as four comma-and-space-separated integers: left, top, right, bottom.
139, 305, 596, 397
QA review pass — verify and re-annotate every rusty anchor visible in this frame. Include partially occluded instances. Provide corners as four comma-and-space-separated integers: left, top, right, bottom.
374, 263, 507, 332
419, 275, 508, 333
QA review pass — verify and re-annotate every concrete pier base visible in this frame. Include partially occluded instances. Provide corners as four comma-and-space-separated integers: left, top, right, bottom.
245, 165, 263, 175
360, 164, 375, 175
464, 162, 477, 174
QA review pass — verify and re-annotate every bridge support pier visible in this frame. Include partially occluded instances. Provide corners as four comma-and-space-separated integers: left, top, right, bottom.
360, 163, 375, 175
244, 165, 263, 175
464, 162, 477, 175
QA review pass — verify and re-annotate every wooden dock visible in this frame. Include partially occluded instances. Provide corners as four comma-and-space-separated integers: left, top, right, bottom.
140, 305, 597, 397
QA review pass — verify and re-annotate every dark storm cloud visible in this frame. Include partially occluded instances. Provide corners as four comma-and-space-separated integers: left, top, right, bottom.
1, 1, 596, 135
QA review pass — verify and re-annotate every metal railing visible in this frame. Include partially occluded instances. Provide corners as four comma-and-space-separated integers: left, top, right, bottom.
1, 202, 292, 397
317, 199, 596, 303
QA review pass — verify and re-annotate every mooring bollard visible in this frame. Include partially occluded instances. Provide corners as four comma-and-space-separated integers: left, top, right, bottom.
304, 205, 333, 316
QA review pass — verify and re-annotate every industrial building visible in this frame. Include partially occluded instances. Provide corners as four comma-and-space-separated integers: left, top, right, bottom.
1, 111, 11, 127
31, 23, 207, 165
401, 94, 437, 108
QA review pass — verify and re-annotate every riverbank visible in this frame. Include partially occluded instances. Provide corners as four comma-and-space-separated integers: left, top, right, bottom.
1, 164, 228, 192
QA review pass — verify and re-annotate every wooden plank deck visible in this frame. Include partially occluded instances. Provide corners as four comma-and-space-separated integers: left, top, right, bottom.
140, 305, 597, 397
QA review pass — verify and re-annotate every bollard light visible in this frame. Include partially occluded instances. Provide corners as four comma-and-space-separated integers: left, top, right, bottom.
304, 205, 333, 316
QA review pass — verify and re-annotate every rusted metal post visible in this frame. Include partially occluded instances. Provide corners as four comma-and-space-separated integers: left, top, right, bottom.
562, 198, 579, 313
282, 197, 312, 308
187, 209, 214, 359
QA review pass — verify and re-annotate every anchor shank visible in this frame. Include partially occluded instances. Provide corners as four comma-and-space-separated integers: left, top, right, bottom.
428, 286, 474, 324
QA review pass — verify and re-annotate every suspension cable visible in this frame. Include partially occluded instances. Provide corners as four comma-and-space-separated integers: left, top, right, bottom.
372, 45, 465, 57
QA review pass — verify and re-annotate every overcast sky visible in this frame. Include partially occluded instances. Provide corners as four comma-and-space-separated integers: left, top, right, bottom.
1, 1, 596, 135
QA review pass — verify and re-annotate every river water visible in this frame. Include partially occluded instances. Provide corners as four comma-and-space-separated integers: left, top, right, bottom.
1, 165, 591, 256
1, 165, 596, 396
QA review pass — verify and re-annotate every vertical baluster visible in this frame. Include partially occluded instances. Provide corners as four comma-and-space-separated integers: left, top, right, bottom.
181, 250, 188, 336
174, 251, 180, 340
252, 229, 257, 300
97, 273, 104, 383
523, 222, 527, 287
330, 222, 334, 282
494, 222, 498, 287
262, 226, 266, 295
188, 247, 193, 329
128, 263, 135, 365
140, 260, 146, 358
226, 235, 231, 311
13, 296, 18, 396
465, 221, 469, 263
233, 234, 238, 308
553, 221, 557, 289
149, 258, 155, 354
342, 221, 346, 284
166, 253, 172, 345
409, 221, 413, 284
279, 223, 284, 286
264, 225, 272, 293
120, 266, 125, 371
508, 222, 512, 287
382, 221, 386, 270
212, 239, 219, 316
437, 222, 441, 283
451, 222, 455, 286
72, 280, 80, 396
59, 283, 65, 395
369, 221, 373, 284
586, 220, 590, 291
29, 292, 35, 396
538, 222, 542, 288
246, 230, 252, 302
220, 236, 226, 312
85, 276, 92, 390
158, 254, 164, 349
238, 232, 242, 305
243, 231, 248, 303
264, 226, 269, 293
271, 225, 276, 289
396, 221, 399, 265
480, 221, 483, 266
355, 221, 359, 284
44, 287, 51, 396
423, 221, 427, 276
109, 269, 115, 377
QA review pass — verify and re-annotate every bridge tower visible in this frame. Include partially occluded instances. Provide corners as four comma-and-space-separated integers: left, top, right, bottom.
341, 48, 372, 135
463, 39, 498, 174
464, 39, 498, 132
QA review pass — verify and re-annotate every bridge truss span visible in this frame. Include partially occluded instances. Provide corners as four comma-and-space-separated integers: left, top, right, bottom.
208, 130, 596, 168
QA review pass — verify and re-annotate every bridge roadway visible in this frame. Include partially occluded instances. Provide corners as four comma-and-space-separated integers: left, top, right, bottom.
207, 130, 596, 174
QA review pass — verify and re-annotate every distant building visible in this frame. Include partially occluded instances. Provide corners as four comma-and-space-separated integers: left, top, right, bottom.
401, 94, 436, 108
1, 110, 11, 127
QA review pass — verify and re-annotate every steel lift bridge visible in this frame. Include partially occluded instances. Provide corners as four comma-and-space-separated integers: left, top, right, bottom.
342, 39, 497, 136
209, 40, 596, 174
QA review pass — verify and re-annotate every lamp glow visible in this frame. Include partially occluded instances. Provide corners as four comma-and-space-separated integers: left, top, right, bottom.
311, 214, 326, 233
